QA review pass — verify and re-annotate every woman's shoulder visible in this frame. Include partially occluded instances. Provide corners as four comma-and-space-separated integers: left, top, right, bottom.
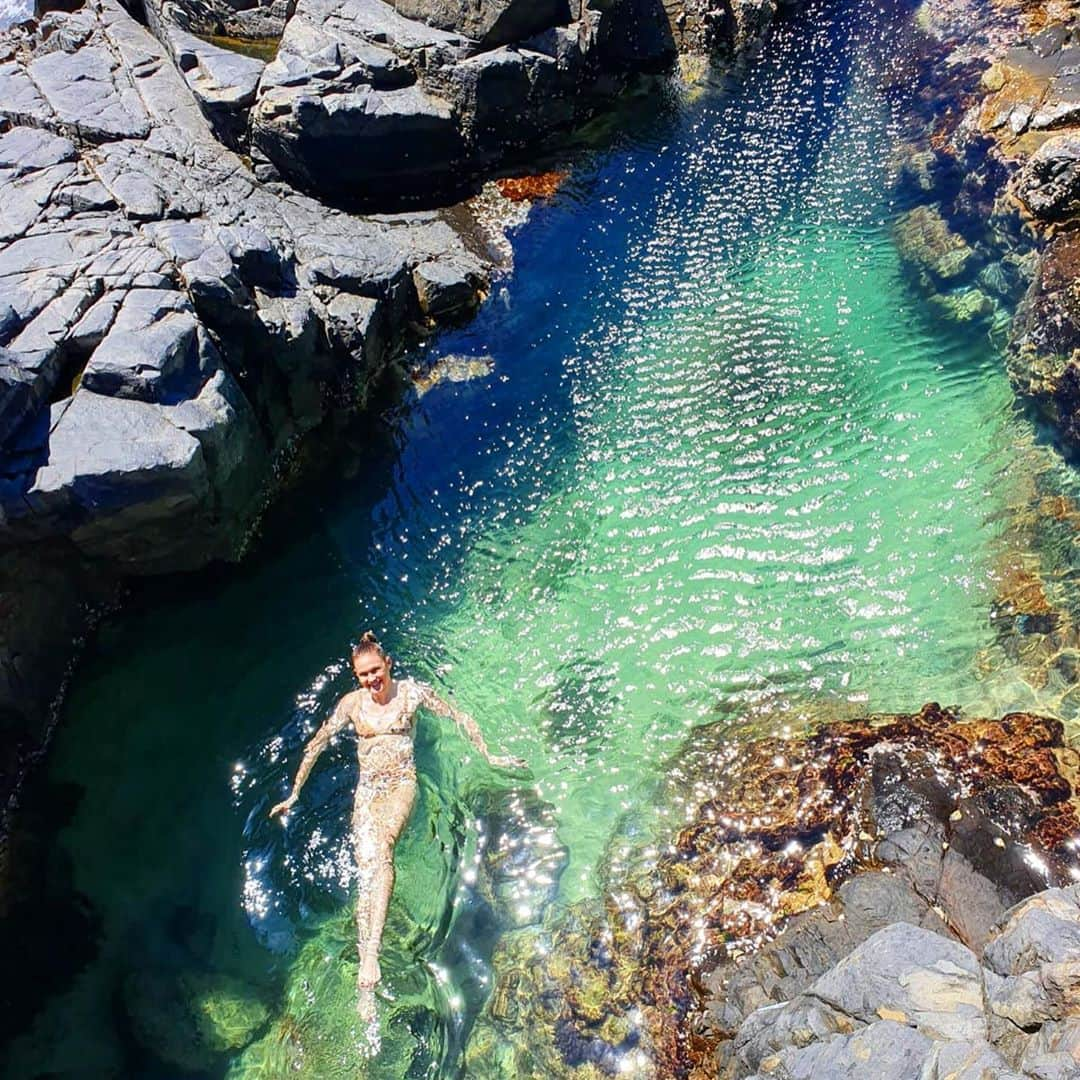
397, 676, 424, 697
335, 689, 364, 713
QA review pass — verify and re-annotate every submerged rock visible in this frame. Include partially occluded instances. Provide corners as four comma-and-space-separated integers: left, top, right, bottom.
410, 353, 495, 396
391, 0, 571, 48
894, 204, 978, 285
232, 910, 422, 1078
896, 0, 1080, 465
124, 969, 270, 1072
928, 286, 995, 323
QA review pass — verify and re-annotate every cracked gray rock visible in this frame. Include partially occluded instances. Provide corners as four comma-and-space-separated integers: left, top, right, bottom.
247, 0, 688, 203
716, 886, 1080, 1079
701, 733, 1080, 1080
0, 0, 494, 563
0, 0, 500, 777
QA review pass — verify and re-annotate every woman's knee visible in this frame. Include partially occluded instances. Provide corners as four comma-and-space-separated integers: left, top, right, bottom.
355, 835, 394, 867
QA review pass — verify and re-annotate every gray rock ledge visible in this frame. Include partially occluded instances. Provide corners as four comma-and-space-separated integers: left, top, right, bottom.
0, 0, 498, 791
716, 883, 1080, 1078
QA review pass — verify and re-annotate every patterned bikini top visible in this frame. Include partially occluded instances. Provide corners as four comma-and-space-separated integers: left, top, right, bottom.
338, 678, 425, 739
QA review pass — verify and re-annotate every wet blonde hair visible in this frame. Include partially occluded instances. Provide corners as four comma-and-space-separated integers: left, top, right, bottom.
352, 630, 390, 665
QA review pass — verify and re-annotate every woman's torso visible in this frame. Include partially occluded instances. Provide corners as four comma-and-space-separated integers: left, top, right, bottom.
340, 678, 423, 771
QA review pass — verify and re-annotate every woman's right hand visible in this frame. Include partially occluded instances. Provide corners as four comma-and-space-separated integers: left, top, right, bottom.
269, 794, 297, 819
488, 754, 529, 772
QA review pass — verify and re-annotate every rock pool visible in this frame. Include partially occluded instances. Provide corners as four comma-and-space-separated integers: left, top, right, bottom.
4, 0, 1078, 1075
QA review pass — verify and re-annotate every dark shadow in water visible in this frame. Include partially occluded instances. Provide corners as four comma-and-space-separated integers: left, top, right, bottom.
0, 776, 101, 1046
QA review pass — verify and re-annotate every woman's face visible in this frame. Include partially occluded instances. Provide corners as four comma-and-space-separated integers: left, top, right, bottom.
353, 650, 392, 701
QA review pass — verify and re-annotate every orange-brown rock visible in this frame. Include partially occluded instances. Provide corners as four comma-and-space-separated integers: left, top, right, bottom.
495, 171, 569, 202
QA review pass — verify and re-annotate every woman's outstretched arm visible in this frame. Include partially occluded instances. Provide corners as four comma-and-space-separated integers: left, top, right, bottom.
417, 683, 527, 770
269, 699, 352, 818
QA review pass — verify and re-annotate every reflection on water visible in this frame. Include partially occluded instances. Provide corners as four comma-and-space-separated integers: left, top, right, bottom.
5, 0, 1079, 1075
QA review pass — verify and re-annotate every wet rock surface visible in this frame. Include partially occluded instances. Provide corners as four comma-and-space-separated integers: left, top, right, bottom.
0, 0, 499, 804
893, 0, 1080, 459
466, 704, 1080, 1077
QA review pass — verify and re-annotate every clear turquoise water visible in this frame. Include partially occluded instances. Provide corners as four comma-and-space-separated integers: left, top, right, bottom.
4, 0, 1070, 1075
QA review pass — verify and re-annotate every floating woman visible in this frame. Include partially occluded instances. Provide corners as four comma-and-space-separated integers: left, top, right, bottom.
269, 631, 526, 1005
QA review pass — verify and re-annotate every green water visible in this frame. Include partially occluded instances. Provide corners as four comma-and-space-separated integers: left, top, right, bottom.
5, 0, 1074, 1075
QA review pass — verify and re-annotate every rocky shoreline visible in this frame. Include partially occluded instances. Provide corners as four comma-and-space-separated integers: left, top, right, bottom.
0, 0, 783, 814
5, 0, 1080, 1073
464, 701, 1080, 1077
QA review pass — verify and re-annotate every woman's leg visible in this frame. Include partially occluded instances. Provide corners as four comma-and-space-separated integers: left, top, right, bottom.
352, 774, 416, 989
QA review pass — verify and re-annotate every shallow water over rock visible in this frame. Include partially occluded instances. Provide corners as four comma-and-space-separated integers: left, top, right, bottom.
5, 0, 1080, 1075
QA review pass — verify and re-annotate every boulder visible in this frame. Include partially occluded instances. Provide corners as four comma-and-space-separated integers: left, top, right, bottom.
987, 961, 1080, 1029
1019, 1018, 1080, 1079
255, 81, 467, 200
1016, 135, 1080, 222
920, 1040, 1025, 1079
80, 289, 202, 402
983, 886, 1080, 977
806, 924, 987, 1042
28, 44, 151, 142
169, 28, 266, 147
22, 391, 205, 550
391, 0, 572, 48
249, 0, 680, 203
144, 0, 292, 38
0, 126, 75, 174
744, 1020, 934, 1080
413, 258, 483, 320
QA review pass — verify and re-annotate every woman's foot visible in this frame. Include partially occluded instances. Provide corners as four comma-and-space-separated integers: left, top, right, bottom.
355, 987, 381, 1056
358, 952, 381, 989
